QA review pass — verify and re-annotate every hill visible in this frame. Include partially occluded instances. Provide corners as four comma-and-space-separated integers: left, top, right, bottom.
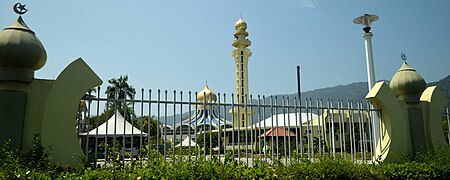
278, 75, 450, 103
428, 75, 450, 102
159, 75, 450, 125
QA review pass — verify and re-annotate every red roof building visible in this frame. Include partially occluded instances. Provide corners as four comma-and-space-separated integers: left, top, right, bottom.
258, 127, 296, 138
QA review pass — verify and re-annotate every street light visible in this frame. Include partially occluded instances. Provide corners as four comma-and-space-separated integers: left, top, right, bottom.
353, 13, 378, 90
354, 13, 380, 151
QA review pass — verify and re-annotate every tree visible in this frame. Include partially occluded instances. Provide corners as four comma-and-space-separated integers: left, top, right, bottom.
105, 75, 136, 118
77, 88, 99, 132
197, 131, 222, 154
83, 87, 98, 99
106, 75, 136, 102
135, 116, 160, 138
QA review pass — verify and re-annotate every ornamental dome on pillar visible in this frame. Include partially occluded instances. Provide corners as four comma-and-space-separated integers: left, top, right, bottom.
234, 18, 247, 31
389, 62, 426, 99
0, 16, 47, 83
232, 18, 251, 48
197, 85, 217, 103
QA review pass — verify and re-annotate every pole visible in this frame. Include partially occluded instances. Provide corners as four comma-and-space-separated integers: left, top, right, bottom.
363, 32, 375, 90
297, 66, 301, 101
354, 13, 380, 159
363, 31, 380, 154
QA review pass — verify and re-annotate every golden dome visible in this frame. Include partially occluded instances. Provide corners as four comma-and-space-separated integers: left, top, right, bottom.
0, 16, 47, 83
232, 18, 251, 48
389, 62, 426, 100
234, 18, 247, 31
197, 85, 217, 103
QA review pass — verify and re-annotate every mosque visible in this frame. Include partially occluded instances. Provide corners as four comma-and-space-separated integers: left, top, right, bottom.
166, 17, 253, 130
163, 18, 254, 145
0, 5, 374, 155
2, 3, 447, 165
173, 85, 233, 134
168, 18, 317, 150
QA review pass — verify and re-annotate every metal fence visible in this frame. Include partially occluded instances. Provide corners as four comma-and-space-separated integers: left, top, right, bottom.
77, 87, 450, 166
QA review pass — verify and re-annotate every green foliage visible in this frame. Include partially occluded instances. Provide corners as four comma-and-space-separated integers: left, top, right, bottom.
0, 134, 54, 179
167, 146, 198, 156
89, 75, 137, 124
105, 75, 136, 114
106, 75, 136, 99
100, 140, 123, 168
196, 131, 222, 153
3, 136, 450, 179
23, 134, 52, 170
134, 115, 160, 138
443, 116, 449, 143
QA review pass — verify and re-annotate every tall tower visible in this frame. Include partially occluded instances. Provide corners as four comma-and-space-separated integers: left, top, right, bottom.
230, 18, 253, 127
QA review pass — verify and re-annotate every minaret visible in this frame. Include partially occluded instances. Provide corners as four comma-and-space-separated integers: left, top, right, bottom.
230, 18, 253, 127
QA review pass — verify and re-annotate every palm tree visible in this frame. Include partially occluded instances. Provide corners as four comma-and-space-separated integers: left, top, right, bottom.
77, 87, 99, 132
106, 75, 136, 100
105, 75, 136, 118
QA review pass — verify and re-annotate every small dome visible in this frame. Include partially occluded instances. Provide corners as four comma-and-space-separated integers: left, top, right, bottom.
0, 16, 47, 83
197, 85, 217, 103
234, 18, 247, 31
389, 62, 426, 97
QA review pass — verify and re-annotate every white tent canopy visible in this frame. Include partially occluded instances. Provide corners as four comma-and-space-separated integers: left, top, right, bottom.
81, 111, 147, 137
175, 137, 198, 147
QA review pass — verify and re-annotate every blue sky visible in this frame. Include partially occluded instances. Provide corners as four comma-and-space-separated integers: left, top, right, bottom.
1, 0, 449, 97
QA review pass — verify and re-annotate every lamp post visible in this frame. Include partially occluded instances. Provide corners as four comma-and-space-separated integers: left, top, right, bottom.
353, 14, 378, 90
353, 13, 380, 151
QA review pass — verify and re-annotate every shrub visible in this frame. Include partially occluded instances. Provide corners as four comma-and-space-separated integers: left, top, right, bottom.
2, 136, 450, 179
0, 134, 54, 179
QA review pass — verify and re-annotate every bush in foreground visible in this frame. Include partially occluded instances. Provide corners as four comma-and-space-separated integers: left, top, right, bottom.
1, 138, 450, 179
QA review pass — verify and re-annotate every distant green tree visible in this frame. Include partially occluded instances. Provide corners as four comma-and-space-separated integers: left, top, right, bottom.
197, 131, 222, 154
135, 116, 160, 138
89, 75, 136, 126
105, 75, 136, 110
106, 75, 135, 99
105, 75, 136, 119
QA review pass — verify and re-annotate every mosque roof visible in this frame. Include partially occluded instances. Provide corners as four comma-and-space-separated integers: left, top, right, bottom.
234, 18, 247, 31
0, 15, 47, 82
197, 85, 217, 103
232, 17, 251, 48
172, 85, 233, 131
389, 61, 426, 97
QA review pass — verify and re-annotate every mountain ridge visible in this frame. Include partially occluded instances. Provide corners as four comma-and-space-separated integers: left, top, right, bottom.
160, 75, 450, 125
276, 75, 450, 103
